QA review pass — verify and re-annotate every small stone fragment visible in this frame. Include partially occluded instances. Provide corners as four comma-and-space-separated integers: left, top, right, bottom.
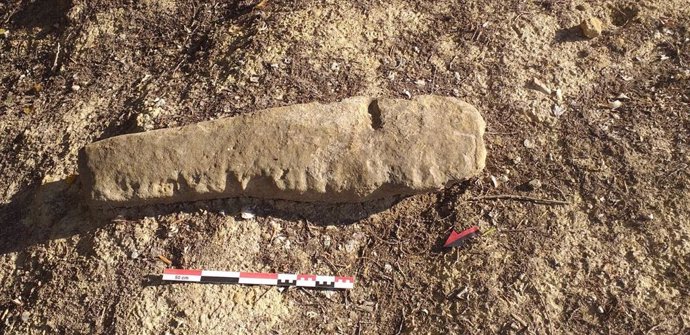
240, 208, 255, 220
609, 100, 623, 110
528, 179, 542, 190
344, 240, 358, 253
79, 96, 486, 205
21, 311, 30, 322
71, 84, 81, 91
581, 17, 603, 39
553, 88, 563, 103
134, 107, 161, 132
530, 78, 551, 95
32, 83, 43, 94
523, 139, 535, 149
130, 250, 139, 259
320, 290, 336, 299
491, 175, 499, 188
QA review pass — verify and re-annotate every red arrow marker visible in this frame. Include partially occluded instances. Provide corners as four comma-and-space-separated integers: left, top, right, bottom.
444, 226, 480, 248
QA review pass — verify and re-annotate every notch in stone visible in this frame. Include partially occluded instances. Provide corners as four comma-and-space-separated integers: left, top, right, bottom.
367, 99, 383, 130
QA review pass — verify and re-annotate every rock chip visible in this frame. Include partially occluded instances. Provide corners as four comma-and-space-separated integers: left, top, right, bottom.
580, 17, 603, 39
79, 95, 486, 206
528, 179, 542, 190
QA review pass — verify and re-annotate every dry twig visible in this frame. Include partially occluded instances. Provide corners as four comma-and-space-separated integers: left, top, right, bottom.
469, 194, 570, 205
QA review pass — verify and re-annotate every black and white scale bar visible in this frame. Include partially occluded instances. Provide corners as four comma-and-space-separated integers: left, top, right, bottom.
162, 269, 355, 289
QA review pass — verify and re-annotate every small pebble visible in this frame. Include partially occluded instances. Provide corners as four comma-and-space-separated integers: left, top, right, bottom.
609, 100, 623, 109
415, 79, 426, 87
581, 17, 603, 39
528, 179, 542, 190
21, 311, 30, 322
490, 175, 499, 188
523, 139, 535, 149
130, 250, 139, 259
554, 88, 563, 102
384, 263, 393, 273
240, 208, 255, 220
71, 85, 81, 91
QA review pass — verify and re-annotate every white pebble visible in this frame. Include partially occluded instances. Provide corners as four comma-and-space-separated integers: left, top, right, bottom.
240, 208, 255, 220
490, 175, 499, 188
523, 139, 535, 149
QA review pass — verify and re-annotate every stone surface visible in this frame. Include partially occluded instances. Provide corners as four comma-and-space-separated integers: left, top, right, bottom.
580, 17, 603, 39
78, 95, 486, 206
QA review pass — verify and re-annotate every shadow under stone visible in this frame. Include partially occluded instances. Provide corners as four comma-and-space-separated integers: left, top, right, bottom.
97, 194, 403, 227
0, 175, 405, 255
554, 25, 588, 43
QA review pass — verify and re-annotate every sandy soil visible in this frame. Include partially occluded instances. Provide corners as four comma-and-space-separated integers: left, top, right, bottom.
1, 0, 689, 334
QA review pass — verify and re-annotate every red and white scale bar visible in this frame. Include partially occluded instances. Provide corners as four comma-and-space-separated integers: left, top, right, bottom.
162, 269, 355, 289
